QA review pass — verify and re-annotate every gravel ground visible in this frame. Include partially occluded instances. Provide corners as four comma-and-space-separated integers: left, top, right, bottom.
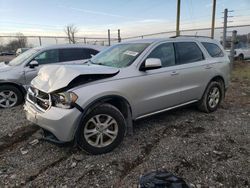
0, 61, 249, 187
0, 106, 30, 138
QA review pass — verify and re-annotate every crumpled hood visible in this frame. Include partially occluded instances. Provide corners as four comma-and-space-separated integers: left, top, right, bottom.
31, 64, 119, 93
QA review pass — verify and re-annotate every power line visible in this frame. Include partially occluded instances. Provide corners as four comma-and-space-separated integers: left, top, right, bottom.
123, 24, 250, 40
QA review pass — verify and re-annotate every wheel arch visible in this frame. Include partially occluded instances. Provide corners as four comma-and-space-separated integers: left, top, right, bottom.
210, 75, 225, 88
201, 75, 226, 100
74, 95, 133, 142
0, 81, 26, 97
84, 95, 133, 119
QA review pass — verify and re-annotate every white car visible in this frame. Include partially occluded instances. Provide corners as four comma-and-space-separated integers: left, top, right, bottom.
16, 48, 30, 56
234, 48, 250, 60
226, 47, 250, 61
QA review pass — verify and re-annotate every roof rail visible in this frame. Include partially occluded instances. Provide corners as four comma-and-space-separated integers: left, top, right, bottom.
170, 35, 212, 39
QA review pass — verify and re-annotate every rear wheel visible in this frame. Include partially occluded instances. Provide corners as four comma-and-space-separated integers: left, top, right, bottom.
238, 54, 244, 61
0, 85, 23, 108
198, 81, 224, 113
77, 103, 126, 155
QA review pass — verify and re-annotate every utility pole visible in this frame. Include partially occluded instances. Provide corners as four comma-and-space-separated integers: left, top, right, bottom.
222, 9, 234, 49
230, 30, 237, 65
118, 29, 121, 43
222, 8, 228, 49
38, 36, 42, 46
108, 29, 111, 46
176, 0, 181, 36
211, 0, 216, 38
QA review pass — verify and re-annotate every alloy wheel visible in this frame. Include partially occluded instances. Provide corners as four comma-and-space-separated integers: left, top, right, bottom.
0, 90, 18, 108
84, 114, 118, 148
207, 87, 220, 109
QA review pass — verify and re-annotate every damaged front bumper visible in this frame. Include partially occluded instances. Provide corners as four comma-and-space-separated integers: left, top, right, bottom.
24, 100, 82, 142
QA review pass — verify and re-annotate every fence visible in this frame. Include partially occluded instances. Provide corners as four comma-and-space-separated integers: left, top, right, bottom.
122, 24, 250, 42
0, 24, 250, 49
0, 35, 120, 47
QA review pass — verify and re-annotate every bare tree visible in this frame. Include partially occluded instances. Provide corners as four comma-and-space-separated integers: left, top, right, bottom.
16, 33, 28, 48
64, 24, 78, 44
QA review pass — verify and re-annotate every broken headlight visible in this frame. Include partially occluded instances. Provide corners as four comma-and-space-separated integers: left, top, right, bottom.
51, 92, 78, 109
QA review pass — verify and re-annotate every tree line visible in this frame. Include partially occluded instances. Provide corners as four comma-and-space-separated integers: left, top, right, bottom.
0, 33, 28, 52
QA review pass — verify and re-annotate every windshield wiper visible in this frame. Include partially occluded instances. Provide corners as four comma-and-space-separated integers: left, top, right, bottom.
96, 62, 105, 65
88, 59, 106, 66
87, 59, 94, 64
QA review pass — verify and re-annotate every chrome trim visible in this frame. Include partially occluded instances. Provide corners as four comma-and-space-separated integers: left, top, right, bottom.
136, 100, 198, 120
26, 87, 51, 112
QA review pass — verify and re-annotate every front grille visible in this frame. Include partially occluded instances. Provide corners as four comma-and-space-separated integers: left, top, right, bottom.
27, 87, 51, 112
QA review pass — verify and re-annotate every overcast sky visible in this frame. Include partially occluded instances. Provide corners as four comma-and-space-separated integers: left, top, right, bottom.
0, 0, 250, 40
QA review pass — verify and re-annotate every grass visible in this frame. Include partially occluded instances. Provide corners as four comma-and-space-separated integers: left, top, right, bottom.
232, 61, 250, 82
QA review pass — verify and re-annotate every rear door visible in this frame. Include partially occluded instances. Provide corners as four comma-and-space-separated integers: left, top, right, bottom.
173, 41, 213, 103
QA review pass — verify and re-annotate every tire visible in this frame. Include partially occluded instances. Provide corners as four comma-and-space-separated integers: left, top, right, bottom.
238, 54, 244, 61
0, 85, 23, 108
197, 81, 224, 113
77, 103, 126, 155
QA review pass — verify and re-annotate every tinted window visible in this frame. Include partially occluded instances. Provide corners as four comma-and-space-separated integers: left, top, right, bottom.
59, 48, 86, 62
175, 42, 204, 64
34, 49, 59, 64
202, 42, 224, 57
147, 43, 175, 67
86, 49, 99, 58
59, 48, 98, 62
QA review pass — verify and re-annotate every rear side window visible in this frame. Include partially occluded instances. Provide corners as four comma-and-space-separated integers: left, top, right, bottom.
202, 42, 224, 57
59, 48, 98, 62
175, 42, 204, 64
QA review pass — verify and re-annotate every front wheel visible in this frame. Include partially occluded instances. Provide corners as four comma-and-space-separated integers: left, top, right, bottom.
197, 81, 224, 113
0, 85, 23, 108
77, 103, 126, 155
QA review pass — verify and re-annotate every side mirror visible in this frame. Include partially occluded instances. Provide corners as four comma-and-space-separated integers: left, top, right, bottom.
140, 58, 162, 71
29, 60, 39, 68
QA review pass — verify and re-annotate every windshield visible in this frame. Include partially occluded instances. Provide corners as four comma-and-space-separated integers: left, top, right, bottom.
8, 48, 40, 66
91, 43, 150, 68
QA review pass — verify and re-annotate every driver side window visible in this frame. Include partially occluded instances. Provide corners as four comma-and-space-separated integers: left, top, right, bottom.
34, 49, 59, 65
147, 43, 175, 67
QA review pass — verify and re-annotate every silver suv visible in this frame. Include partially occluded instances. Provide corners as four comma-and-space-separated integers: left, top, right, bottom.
0, 44, 104, 108
24, 37, 230, 154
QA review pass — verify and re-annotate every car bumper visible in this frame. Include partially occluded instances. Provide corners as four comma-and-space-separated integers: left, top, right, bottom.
24, 101, 82, 142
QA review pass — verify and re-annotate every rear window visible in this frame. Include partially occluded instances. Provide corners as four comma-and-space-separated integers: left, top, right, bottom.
202, 42, 224, 57
175, 42, 204, 64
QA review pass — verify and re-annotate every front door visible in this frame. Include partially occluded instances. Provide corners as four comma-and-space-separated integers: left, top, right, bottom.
24, 49, 59, 85
134, 42, 182, 117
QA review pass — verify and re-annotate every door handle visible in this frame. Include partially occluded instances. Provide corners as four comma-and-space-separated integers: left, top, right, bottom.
171, 71, 179, 76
